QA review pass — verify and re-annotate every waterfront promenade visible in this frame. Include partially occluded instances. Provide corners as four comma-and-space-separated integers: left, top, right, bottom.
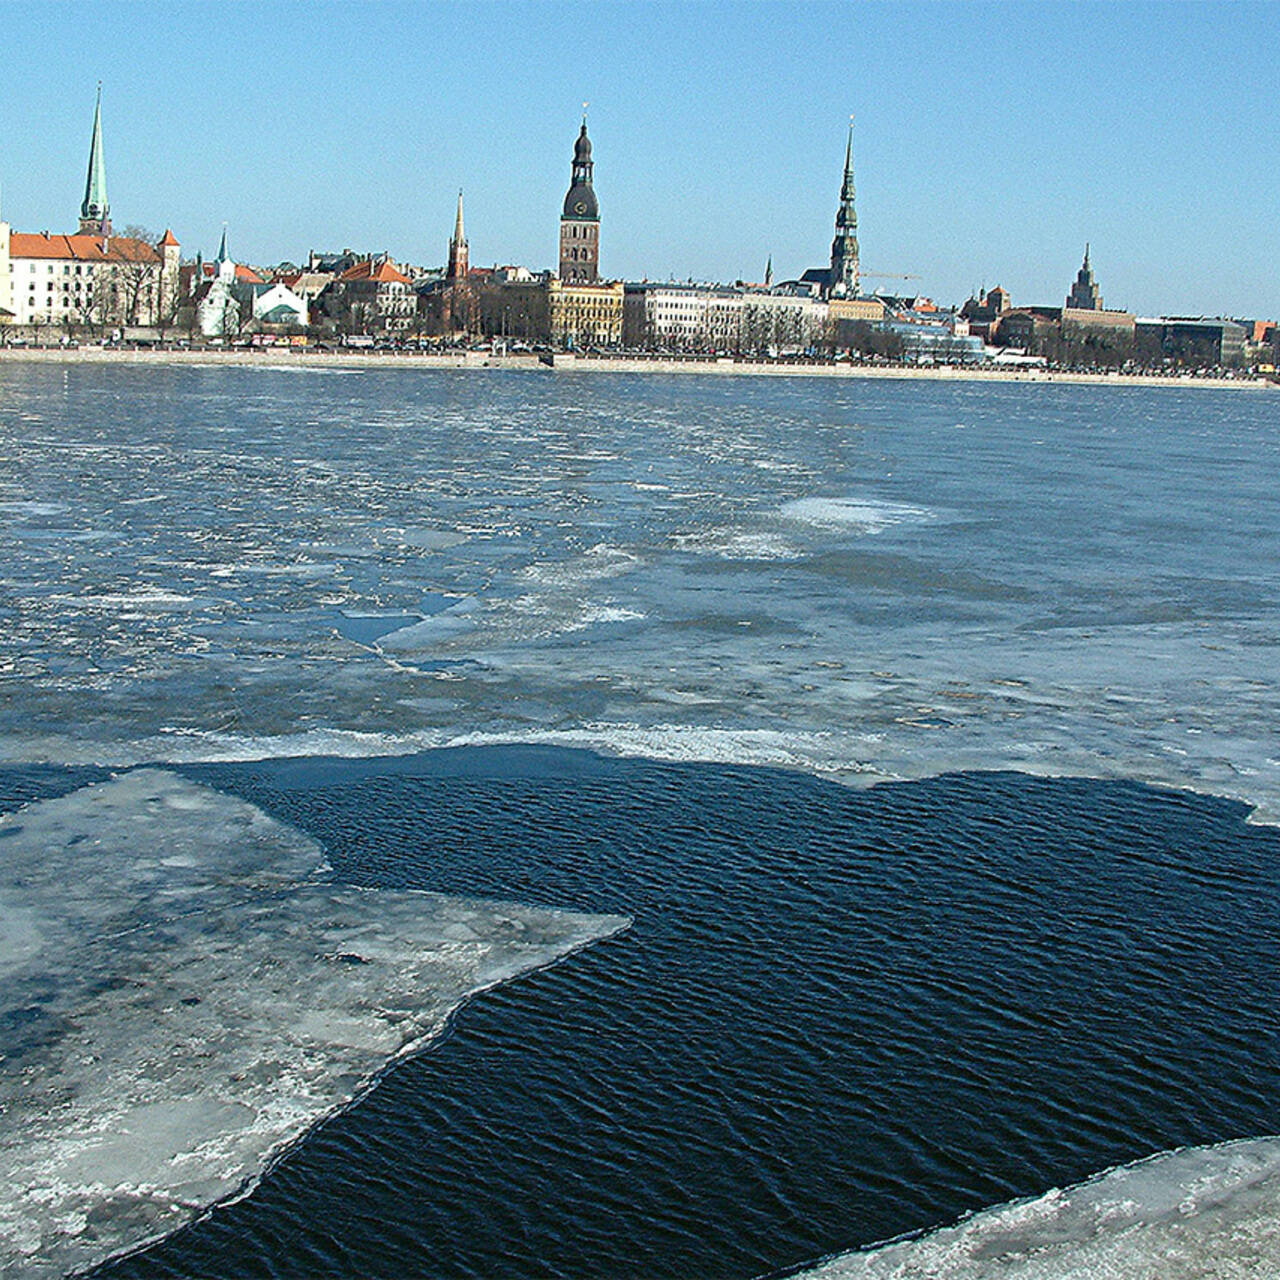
0, 346, 1272, 390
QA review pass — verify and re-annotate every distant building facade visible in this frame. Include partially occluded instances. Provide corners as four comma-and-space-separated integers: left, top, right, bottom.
1138, 317, 1248, 367
549, 278, 623, 347
316, 255, 415, 332
622, 281, 830, 352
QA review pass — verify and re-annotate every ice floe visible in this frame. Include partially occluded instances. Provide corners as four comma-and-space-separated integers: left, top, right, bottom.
795, 1138, 1280, 1279
0, 770, 626, 1278
779, 496, 936, 534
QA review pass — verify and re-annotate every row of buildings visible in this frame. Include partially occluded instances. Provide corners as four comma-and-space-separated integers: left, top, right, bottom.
956, 254, 1256, 368
1, 92, 1272, 368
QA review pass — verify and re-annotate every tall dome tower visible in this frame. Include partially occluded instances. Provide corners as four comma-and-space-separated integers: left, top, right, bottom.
559, 114, 600, 283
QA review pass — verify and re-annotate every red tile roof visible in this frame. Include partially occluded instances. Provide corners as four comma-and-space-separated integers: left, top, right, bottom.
8, 233, 162, 263
159, 229, 180, 247
199, 261, 265, 284
340, 258, 411, 284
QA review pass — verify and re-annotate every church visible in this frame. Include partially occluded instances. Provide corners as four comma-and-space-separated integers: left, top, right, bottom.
0, 88, 180, 331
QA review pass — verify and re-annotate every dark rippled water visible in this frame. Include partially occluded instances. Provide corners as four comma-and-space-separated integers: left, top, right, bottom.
7, 748, 1280, 1279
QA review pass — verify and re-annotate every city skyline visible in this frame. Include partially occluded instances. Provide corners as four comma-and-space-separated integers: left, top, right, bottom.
1, 0, 1275, 317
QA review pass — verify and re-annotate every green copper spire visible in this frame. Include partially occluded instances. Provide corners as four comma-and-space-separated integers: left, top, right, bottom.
79, 84, 110, 234
829, 116, 859, 297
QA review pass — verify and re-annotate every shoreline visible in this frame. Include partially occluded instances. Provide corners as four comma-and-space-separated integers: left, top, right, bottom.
0, 346, 1272, 390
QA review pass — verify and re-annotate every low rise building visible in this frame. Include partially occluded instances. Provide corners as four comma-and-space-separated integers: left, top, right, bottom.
1060, 306, 1136, 343
477, 276, 550, 343
623, 281, 830, 352
1142, 317, 1249, 367
548, 278, 624, 347
879, 301, 984, 362
316, 256, 416, 333
998, 307, 1063, 350
3, 227, 180, 329
250, 281, 308, 327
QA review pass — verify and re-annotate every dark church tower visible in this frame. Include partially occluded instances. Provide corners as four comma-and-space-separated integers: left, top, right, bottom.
828, 119, 859, 297
559, 115, 600, 283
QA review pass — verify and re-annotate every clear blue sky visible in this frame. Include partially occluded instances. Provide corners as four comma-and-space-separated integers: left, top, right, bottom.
2, 0, 1276, 317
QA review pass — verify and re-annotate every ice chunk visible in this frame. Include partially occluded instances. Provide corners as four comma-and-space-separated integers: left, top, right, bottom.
779, 496, 936, 534
797, 1137, 1280, 1279
0, 771, 626, 1279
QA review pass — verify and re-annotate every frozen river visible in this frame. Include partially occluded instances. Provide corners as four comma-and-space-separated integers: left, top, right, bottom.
2, 363, 1279, 1277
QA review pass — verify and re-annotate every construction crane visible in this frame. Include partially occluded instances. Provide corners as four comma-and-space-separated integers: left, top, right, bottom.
860, 271, 921, 281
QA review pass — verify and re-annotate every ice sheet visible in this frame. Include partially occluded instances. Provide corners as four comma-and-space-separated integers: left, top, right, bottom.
0, 770, 626, 1279
3, 372, 1279, 829
795, 1138, 1280, 1280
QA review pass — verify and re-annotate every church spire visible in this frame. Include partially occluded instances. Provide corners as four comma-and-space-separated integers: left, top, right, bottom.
79, 83, 111, 236
447, 190, 469, 281
828, 116, 859, 297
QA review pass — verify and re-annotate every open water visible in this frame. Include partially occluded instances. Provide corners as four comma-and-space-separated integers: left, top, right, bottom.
2, 364, 1279, 1276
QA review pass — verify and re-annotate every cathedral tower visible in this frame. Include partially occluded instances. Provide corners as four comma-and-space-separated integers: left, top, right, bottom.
828, 119, 859, 297
79, 84, 111, 236
559, 114, 600, 283
447, 190, 469, 282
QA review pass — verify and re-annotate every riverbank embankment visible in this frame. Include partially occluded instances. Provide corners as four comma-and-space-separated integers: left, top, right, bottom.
0, 346, 1273, 390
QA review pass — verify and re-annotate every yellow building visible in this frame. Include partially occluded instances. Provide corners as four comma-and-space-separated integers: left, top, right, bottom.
548, 279, 624, 348
829, 296, 886, 324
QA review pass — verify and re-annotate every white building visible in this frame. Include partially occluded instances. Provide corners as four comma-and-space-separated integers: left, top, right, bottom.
250, 281, 308, 327
1, 227, 180, 329
623, 282, 831, 352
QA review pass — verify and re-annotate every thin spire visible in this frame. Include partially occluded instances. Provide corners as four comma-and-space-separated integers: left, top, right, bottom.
842, 115, 856, 200
216, 224, 230, 264
829, 115, 860, 296
80, 83, 109, 230
447, 191, 469, 282
1084, 242, 1091, 268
